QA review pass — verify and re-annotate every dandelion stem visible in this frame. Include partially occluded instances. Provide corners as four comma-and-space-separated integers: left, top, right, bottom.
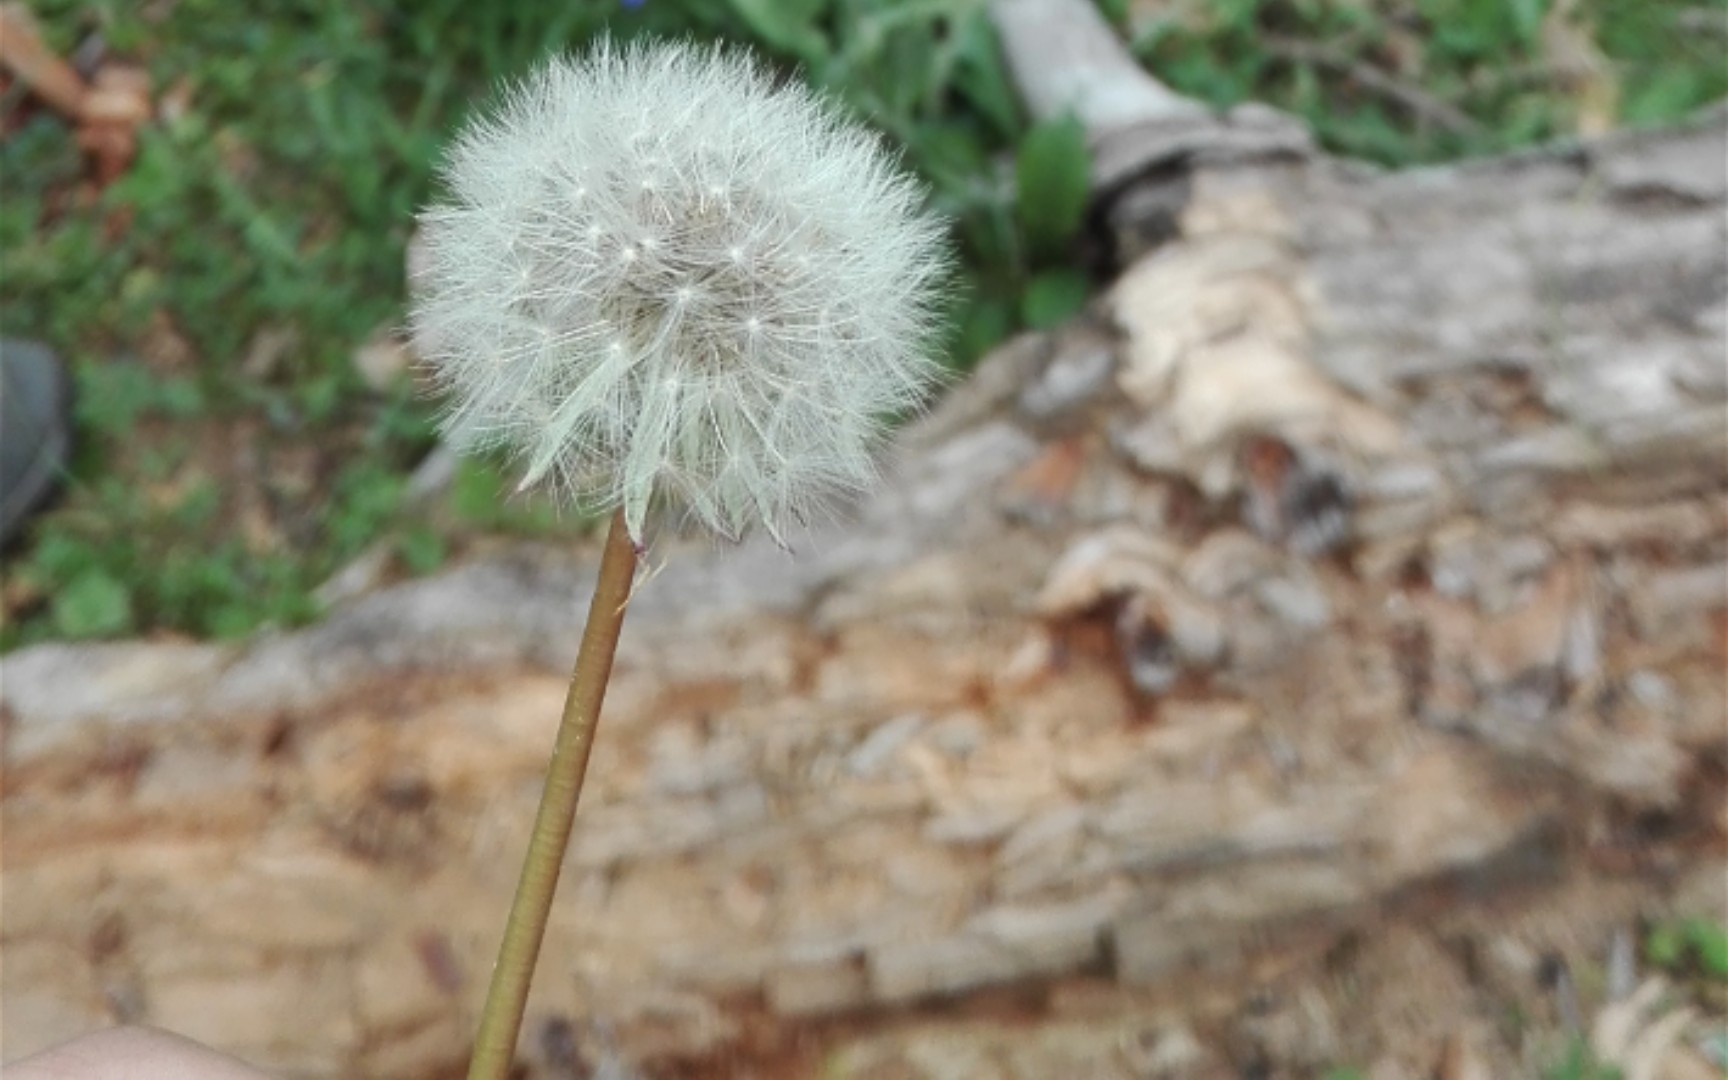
467, 508, 638, 1080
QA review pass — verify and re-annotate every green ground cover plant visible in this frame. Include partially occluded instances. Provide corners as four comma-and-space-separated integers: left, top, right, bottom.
3, 0, 1722, 645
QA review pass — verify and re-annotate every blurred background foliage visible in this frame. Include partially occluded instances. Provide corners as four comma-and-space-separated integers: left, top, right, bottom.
2, 0, 1723, 646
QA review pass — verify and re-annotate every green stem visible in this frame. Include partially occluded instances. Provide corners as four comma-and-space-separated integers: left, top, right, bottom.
466, 509, 638, 1080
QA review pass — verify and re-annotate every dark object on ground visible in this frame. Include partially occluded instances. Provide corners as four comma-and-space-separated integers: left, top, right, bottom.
0, 338, 73, 546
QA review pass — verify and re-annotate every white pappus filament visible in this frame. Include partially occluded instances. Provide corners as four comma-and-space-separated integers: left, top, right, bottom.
410, 41, 951, 544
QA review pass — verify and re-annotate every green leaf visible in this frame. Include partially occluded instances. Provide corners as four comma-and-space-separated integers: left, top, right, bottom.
451, 457, 507, 524
299, 372, 344, 422
876, 22, 940, 119
1092, 0, 1128, 27
1508, 0, 1545, 46
950, 11, 1021, 141
170, 482, 221, 528
1211, 0, 1258, 32
1014, 114, 1091, 258
1624, 68, 1706, 125
1645, 922, 1685, 969
208, 604, 261, 640
158, 376, 206, 418
911, 119, 992, 190
1543, 1036, 1622, 1080
75, 362, 155, 435
953, 291, 1014, 367
1682, 917, 1728, 980
397, 526, 447, 574
53, 568, 134, 639
728, 0, 829, 65
1020, 269, 1090, 329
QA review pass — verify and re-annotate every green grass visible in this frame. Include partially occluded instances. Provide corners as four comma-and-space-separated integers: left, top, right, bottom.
1130, 0, 1726, 165
1646, 916, 1728, 981
3, 0, 1722, 645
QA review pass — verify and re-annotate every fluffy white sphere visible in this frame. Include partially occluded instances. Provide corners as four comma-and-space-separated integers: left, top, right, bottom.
411, 41, 950, 544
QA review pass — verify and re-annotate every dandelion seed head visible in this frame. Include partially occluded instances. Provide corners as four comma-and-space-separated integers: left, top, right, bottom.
411, 40, 950, 543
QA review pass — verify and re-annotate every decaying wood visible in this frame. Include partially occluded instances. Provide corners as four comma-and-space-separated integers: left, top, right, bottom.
991, 0, 1313, 203
3, 23, 1725, 1080
0, 4, 87, 117
0, 5, 152, 184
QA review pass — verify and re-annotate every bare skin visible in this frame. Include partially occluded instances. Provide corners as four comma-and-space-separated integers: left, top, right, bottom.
8, 1027, 271, 1080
